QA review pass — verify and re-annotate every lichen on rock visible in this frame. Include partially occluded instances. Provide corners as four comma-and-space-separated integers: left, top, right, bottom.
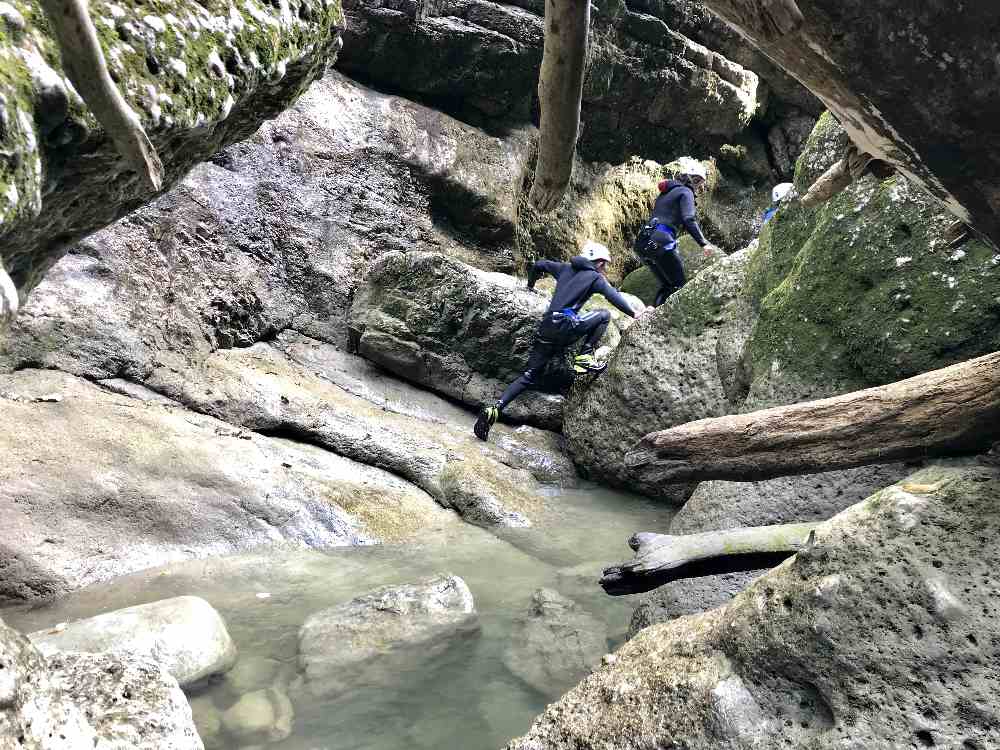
0, 0, 345, 309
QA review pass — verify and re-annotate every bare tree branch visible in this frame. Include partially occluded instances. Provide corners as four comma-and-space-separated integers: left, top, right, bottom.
39, 0, 164, 191
600, 522, 821, 595
527, 0, 589, 213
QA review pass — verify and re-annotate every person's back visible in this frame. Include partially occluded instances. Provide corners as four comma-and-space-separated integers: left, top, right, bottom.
473, 242, 641, 441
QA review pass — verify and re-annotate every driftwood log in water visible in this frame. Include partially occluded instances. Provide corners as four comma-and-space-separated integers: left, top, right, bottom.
625, 352, 1000, 484
600, 522, 821, 595
527, 0, 589, 212
39, 0, 164, 191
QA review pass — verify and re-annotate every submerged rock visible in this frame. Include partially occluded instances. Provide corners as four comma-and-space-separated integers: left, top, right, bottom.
1, 617, 203, 749
297, 575, 479, 698
502, 589, 608, 699
29, 596, 237, 689
508, 465, 1000, 749
220, 687, 294, 745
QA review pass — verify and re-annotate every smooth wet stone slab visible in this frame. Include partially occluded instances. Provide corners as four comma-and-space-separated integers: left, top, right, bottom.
30, 596, 237, 689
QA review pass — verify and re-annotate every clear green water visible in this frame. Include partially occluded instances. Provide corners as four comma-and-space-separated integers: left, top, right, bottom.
4, 484, 673, 750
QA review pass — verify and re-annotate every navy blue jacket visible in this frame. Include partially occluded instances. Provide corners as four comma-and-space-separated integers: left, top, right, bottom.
527, 256, 636, 317
651, 180, 708, 246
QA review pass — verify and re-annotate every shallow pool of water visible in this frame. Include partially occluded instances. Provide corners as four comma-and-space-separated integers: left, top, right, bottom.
5, 484, 674, 750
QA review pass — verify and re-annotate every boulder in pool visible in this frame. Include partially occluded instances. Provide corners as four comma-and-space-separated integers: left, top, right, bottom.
297, 575, 479, 698
29, 595, 237, 689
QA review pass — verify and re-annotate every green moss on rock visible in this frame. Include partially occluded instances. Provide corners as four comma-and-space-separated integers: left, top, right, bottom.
0, 0, 344, 299
747, 173, 1000, 386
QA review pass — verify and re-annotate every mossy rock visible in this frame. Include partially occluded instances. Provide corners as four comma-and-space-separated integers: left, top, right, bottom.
747, 174, 1000, 386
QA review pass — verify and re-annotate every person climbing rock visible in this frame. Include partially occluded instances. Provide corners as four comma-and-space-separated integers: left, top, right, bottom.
762, 182, 794, 225
473, 241, 642, 441
633, 157, 720, 306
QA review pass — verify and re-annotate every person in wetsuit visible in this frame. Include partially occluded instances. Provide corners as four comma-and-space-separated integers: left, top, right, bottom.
634, 157, 720, 306
473, 241, 642, 441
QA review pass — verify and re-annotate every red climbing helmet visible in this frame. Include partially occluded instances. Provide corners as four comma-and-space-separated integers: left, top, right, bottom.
657, 179, 669, 193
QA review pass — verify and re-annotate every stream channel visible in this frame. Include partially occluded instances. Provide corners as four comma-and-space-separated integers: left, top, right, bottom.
4, 483, 674, 749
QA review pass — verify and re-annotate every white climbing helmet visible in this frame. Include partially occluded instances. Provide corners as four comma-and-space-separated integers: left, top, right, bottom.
581, 240, 612, 264
772, 182, 794, 203
674, 156, 708, 182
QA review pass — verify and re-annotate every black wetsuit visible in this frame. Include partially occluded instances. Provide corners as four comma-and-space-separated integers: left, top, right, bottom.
634, 180, 708, 305
498, 256, 636, 409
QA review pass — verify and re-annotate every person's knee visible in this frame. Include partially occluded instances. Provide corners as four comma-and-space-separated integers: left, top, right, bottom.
594, 309, 611, 324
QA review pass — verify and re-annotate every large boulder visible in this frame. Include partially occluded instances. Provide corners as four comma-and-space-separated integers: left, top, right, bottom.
0, 0, 344, 315
348, 250, 644, 429
565, 249, 753, 500
297, 574, 478, 698
29, 596, 237, 689
502, 589, 608, 699
0, 71, 532, 373
141, 338, 549, 527
698, 0, 1000, 250
0, 367, 458, 603
508, 464, 1000, 749
1, 618, 203, 749
337, 0, 759, 164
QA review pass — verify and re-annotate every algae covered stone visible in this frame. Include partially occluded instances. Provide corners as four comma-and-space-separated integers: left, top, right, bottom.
0, 0, 345, 309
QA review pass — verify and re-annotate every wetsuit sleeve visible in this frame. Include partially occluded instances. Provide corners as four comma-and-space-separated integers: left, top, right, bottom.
596, 278, 638, 318
679, 189, 709, 247
527, 260, 564, 289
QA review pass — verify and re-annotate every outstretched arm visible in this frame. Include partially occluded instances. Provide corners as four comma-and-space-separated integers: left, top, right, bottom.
679, 189, 708, 247
597, 278, 638, 318
527, 260, 564, 289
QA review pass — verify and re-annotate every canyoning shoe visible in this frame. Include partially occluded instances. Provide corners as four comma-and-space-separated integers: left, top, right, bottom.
474, 404, 500, 441
573, 352, 607, 375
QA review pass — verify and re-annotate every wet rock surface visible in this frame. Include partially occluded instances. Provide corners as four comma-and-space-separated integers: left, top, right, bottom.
1, 617, 203, 749
28, 596, 237, 689
0, 368, 458, 603
508, 465, 1000, 749
297, 574, 479, 698
502, 589, 608, 699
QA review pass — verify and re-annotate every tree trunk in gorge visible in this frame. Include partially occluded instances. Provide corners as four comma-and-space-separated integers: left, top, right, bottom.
527, 0, 589, 213
40, 0, 164, 191
625, 351, 1000, 485
600, 521, 821, 595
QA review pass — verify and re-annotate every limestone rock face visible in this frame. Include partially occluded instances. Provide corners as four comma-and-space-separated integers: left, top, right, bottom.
0, 0, 345, 313
1, 618, 203, 750
337, 0, 759, 164
508, 465, 1000, 750
0, 71, 531, 374
297, 574, 478, 698
0, 367, 457, 603
502, 589, 608, 699
29, 596, 237, 689
565, 250, 752, 501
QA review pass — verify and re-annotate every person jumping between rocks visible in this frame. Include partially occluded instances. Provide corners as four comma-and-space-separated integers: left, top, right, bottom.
634, 157, 719, 306
474, 241, 642, 441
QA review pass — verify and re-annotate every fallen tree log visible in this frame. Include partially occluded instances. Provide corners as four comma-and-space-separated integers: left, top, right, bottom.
600, 521, 820, 595
626, 351, 1000, 484
527, 0, 589, 212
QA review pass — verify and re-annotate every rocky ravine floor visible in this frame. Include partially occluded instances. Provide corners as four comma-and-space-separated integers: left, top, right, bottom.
0, 328, 581, 605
